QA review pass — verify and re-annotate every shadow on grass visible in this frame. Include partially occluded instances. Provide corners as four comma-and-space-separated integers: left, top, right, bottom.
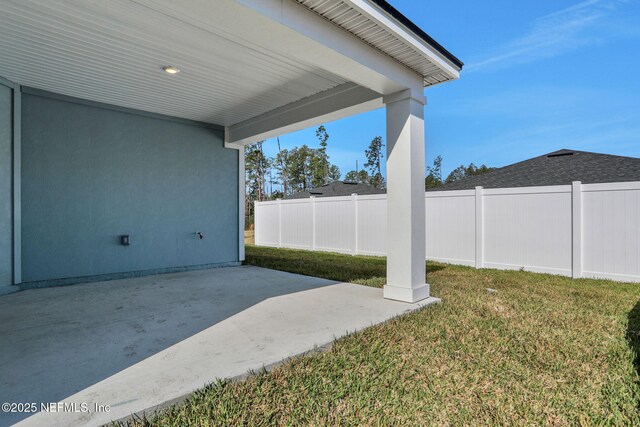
626, 300, 640, 408
244, 246, 446, 288
427, 264, 446, 274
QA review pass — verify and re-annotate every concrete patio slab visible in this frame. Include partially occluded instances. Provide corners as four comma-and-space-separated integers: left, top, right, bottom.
0, 266, 438, 427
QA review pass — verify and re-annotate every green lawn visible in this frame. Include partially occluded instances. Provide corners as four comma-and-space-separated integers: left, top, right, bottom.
125, 246, 640, 426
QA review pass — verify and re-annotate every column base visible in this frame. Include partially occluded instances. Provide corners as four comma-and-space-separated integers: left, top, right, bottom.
383, 283, 430, 303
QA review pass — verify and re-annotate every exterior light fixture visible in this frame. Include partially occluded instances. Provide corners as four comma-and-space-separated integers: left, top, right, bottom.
162, 66, 180, 74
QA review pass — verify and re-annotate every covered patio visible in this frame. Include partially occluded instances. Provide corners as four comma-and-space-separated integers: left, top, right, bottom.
0, 266, 437, 426
0, 0, 460, 425
0, 0, 462, 301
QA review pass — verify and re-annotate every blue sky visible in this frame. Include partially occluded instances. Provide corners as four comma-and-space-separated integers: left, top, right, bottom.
262, 0, 640, 179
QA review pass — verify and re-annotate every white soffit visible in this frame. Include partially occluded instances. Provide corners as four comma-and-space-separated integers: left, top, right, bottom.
294, 0, 462, 86
0, 0, 348, 125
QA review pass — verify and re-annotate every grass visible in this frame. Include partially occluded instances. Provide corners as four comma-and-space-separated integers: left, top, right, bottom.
124, 246, 640, 426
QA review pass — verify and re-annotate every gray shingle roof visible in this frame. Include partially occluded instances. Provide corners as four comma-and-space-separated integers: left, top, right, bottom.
433, 149, 640, 191
285, 181, 386, 199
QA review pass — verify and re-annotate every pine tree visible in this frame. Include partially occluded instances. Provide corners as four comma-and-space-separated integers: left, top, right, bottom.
365, 136, 385, 188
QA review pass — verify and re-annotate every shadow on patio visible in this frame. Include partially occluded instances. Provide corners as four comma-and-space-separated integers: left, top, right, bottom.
0, 266, 336, 426
0, 265, 433, 426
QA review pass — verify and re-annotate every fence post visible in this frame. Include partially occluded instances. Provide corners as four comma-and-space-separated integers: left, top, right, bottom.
572, 181, 582, 278
277, 198, 282, 248
253, 200, 257, 246
310, 196, 316, 250
475, 186, 484, 269
352, 193, 358, 255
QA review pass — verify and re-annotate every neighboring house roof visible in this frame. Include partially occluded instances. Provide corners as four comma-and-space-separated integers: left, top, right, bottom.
434, 149, 640, 191
285, 181, 386, 199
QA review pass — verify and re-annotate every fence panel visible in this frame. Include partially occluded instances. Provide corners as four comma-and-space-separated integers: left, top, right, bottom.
483, 187, 572, 276
254, 181, 640, 283
280, 200, 313, 249
356, 195, 387, 256
254, 201, 279, 247
314, 196, 355, 254
582, 182, 640, 282
426, 190, 476, 266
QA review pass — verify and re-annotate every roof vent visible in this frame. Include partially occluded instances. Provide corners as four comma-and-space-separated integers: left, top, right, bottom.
344, 181, 358, 185
547, 151, 575, 158
310, 191, 323, 195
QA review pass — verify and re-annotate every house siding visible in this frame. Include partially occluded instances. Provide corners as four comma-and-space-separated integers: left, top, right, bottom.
20, 89, 238, 285
0, 81, 12, 289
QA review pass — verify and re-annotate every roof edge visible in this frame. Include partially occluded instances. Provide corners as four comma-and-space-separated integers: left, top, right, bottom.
368, 0, 464, 69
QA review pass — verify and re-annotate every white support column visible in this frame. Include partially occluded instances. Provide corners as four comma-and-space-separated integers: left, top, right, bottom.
572, 181, 583, 279
383, 89, 429, 303
475, 186, 484, 269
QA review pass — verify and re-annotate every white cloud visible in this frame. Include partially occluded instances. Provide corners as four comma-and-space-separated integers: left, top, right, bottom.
466, 0, 633, 72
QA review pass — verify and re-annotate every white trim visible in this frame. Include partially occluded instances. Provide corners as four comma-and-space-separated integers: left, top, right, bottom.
382, 89, 426, 106
345, 0, 461, 77
482, 262, 572, 277
277, 243, 312, 250
483, 185, 572, 196
427, 257, 475, 267
314, 195, 354, 203
356, 250, 386, 257
383, 283, 430, 303
582, 181, 640, 192
349, 193, 386, 201
236, 0, 425, 95
224, 141, 245, 150
426, 189, 476, 198
226, 83, 383, 145
582, 271, 640, 283
0, 75, 16, 88
277, 198, 314, 205
313, 246, 354, 255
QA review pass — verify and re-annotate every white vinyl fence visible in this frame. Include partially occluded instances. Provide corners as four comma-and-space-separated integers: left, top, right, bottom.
254, 181, 640, 283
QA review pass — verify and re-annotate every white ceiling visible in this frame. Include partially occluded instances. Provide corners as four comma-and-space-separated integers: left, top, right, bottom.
0, 0, 349, 125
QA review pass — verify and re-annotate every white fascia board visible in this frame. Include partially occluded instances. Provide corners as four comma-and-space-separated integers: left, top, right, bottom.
345, 0, 461, 80
234, 0, 424, 97
226, 83, 383, 145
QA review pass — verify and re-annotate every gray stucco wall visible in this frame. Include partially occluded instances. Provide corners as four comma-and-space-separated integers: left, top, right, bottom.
21, 90, 238, 284
0, 83, 12, 288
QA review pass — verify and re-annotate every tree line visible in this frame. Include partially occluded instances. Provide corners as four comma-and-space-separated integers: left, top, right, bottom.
425, 155, 494, 189
245, 125, 494, 226
245, 125, 386, 223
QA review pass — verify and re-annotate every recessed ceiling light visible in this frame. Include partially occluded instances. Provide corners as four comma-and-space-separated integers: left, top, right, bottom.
162, 66, 180, 74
